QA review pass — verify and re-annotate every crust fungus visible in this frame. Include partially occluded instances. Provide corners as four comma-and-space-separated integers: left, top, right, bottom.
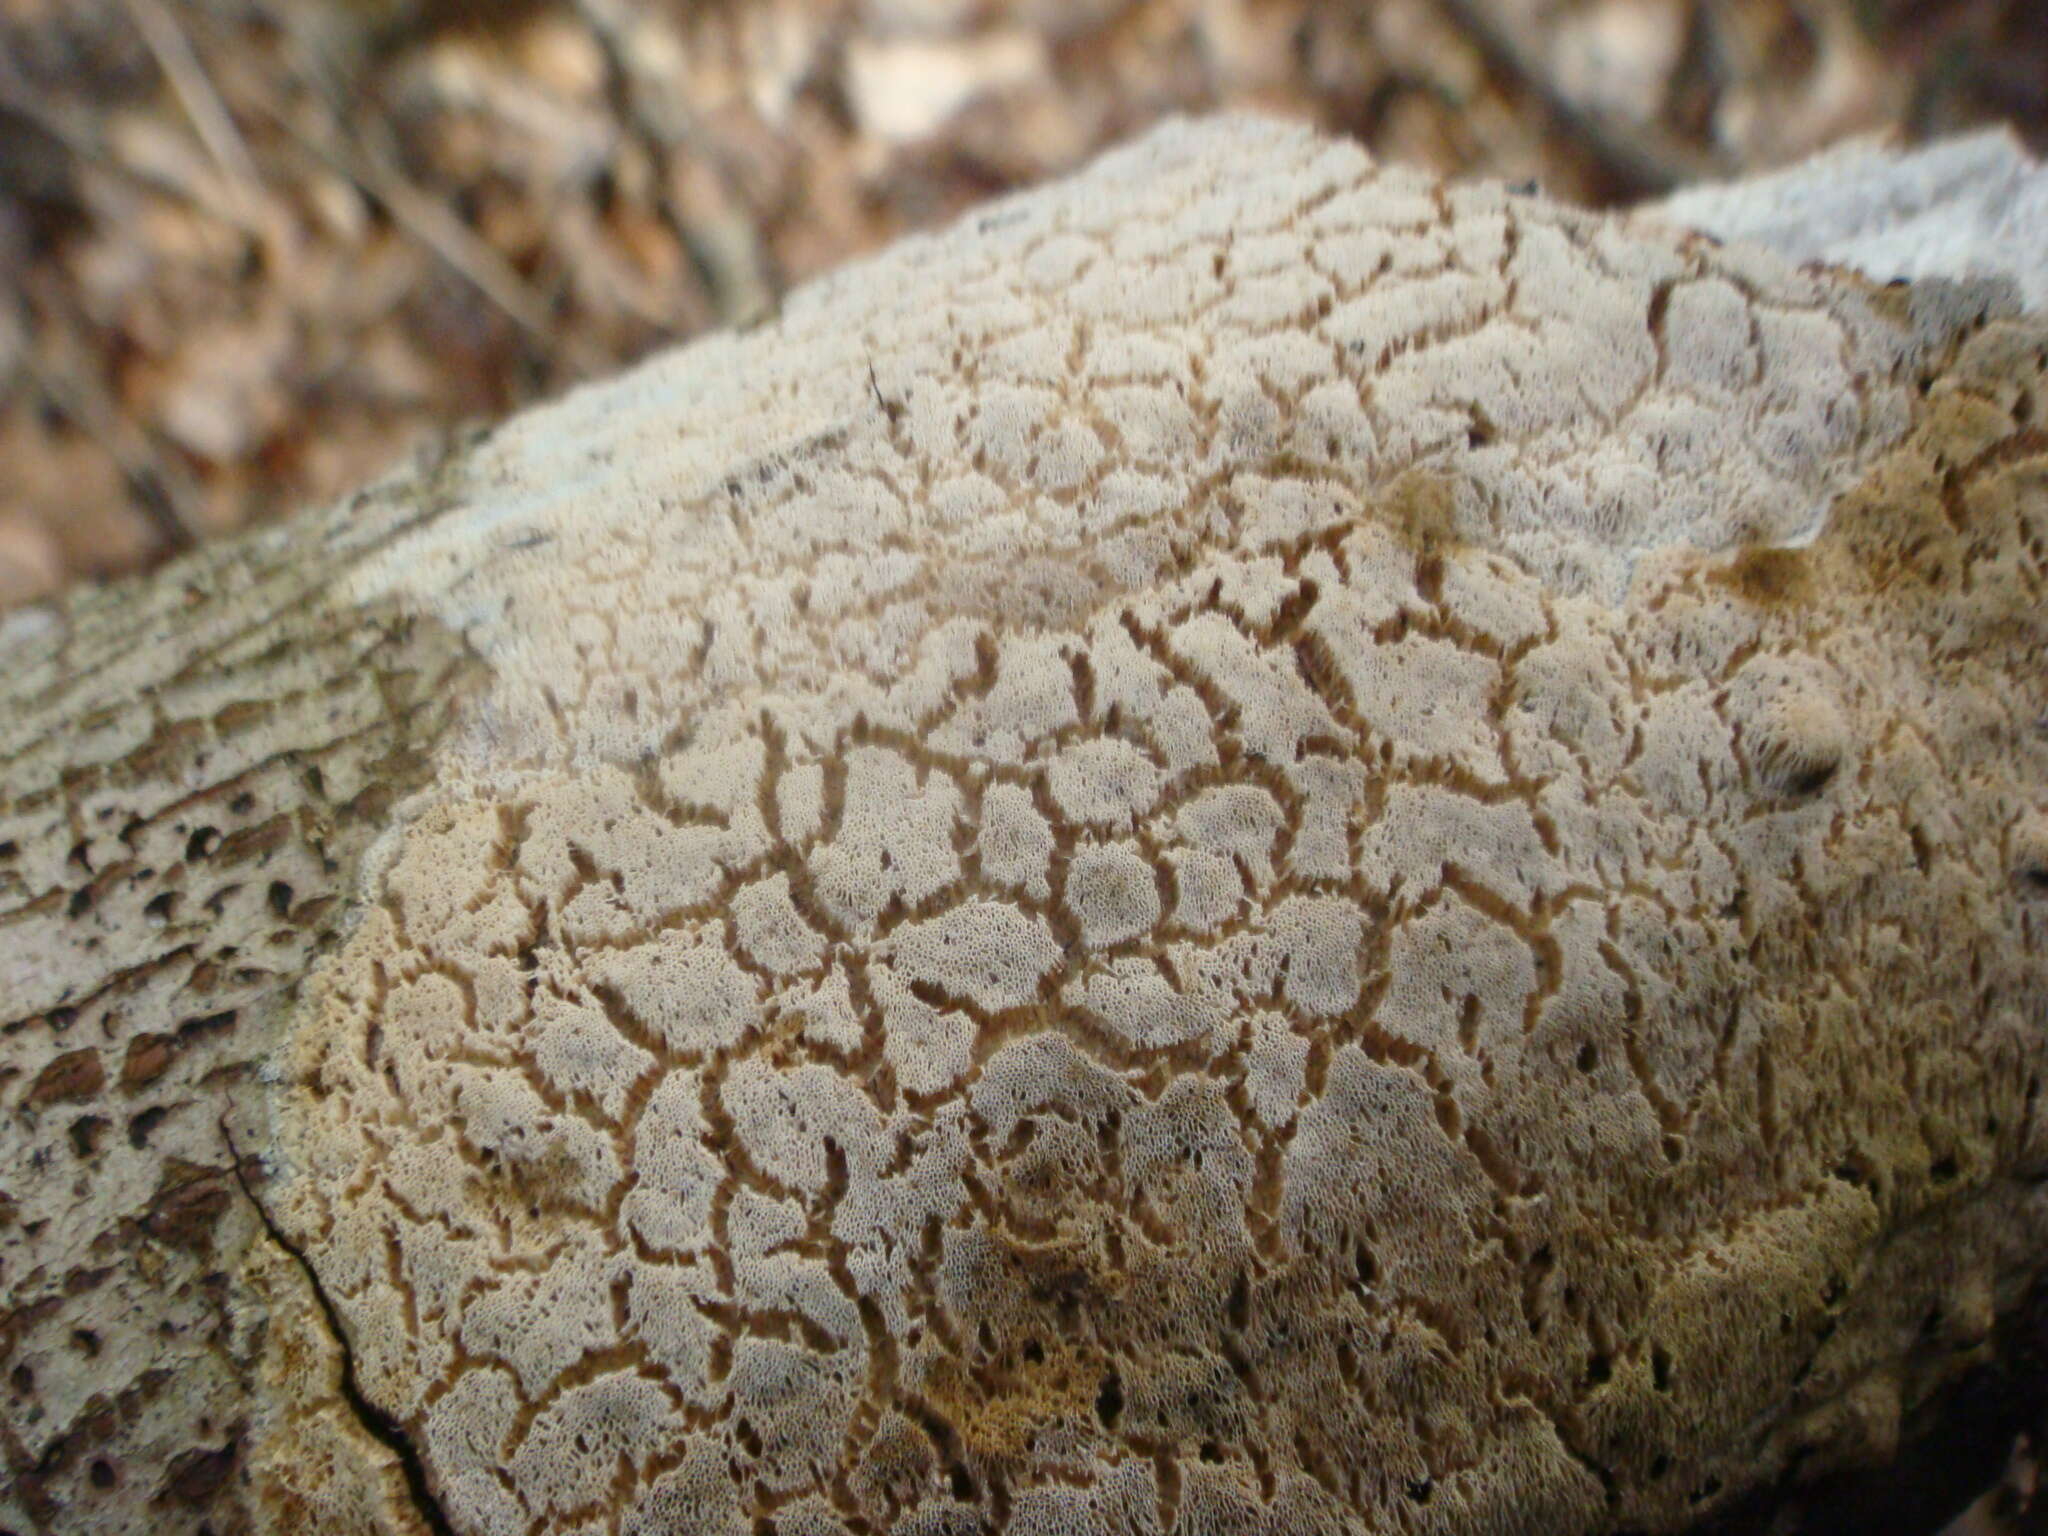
5, 116, 2048, 1536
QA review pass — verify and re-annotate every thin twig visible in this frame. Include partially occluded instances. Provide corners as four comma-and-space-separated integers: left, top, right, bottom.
1438, 0, 1733, 199
570, 0, 780, 328
0, 59, 103, 168
0, 53, 275, 237
229, 0, 580, 358
354, 148, 564, 344
123, 0, 265, 206
254, 90, 581, 361
21, 344, 204, 558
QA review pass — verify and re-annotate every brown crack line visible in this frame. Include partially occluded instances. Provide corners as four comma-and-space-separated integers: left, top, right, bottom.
221, 1115, 458, 1536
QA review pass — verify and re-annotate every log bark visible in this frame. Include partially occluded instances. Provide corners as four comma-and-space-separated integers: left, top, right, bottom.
0, 441, 492, 1531
3, 116, 2046, 1536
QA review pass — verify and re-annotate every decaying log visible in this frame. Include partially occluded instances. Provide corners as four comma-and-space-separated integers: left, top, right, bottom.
3, 116, 2046, 1536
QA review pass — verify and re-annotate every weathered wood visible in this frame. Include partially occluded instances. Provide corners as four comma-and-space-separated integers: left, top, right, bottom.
1, 442, 491, 1532
3, 116, 2045, 1536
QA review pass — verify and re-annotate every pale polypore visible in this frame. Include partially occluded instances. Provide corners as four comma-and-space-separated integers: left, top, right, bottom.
3, 116, 2045, 1536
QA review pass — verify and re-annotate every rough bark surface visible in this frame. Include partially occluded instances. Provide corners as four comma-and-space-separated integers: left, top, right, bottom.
0, 446, 491, 1531
2, 116, 2046, 1536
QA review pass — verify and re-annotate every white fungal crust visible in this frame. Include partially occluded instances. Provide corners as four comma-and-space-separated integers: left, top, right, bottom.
264, 117, 2048, 1536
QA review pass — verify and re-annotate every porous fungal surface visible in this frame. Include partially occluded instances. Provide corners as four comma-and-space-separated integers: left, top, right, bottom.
263, 116, 2048, 1535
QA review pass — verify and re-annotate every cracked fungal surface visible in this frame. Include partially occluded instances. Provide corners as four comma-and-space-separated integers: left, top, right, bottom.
255, 118, 2048, 1535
